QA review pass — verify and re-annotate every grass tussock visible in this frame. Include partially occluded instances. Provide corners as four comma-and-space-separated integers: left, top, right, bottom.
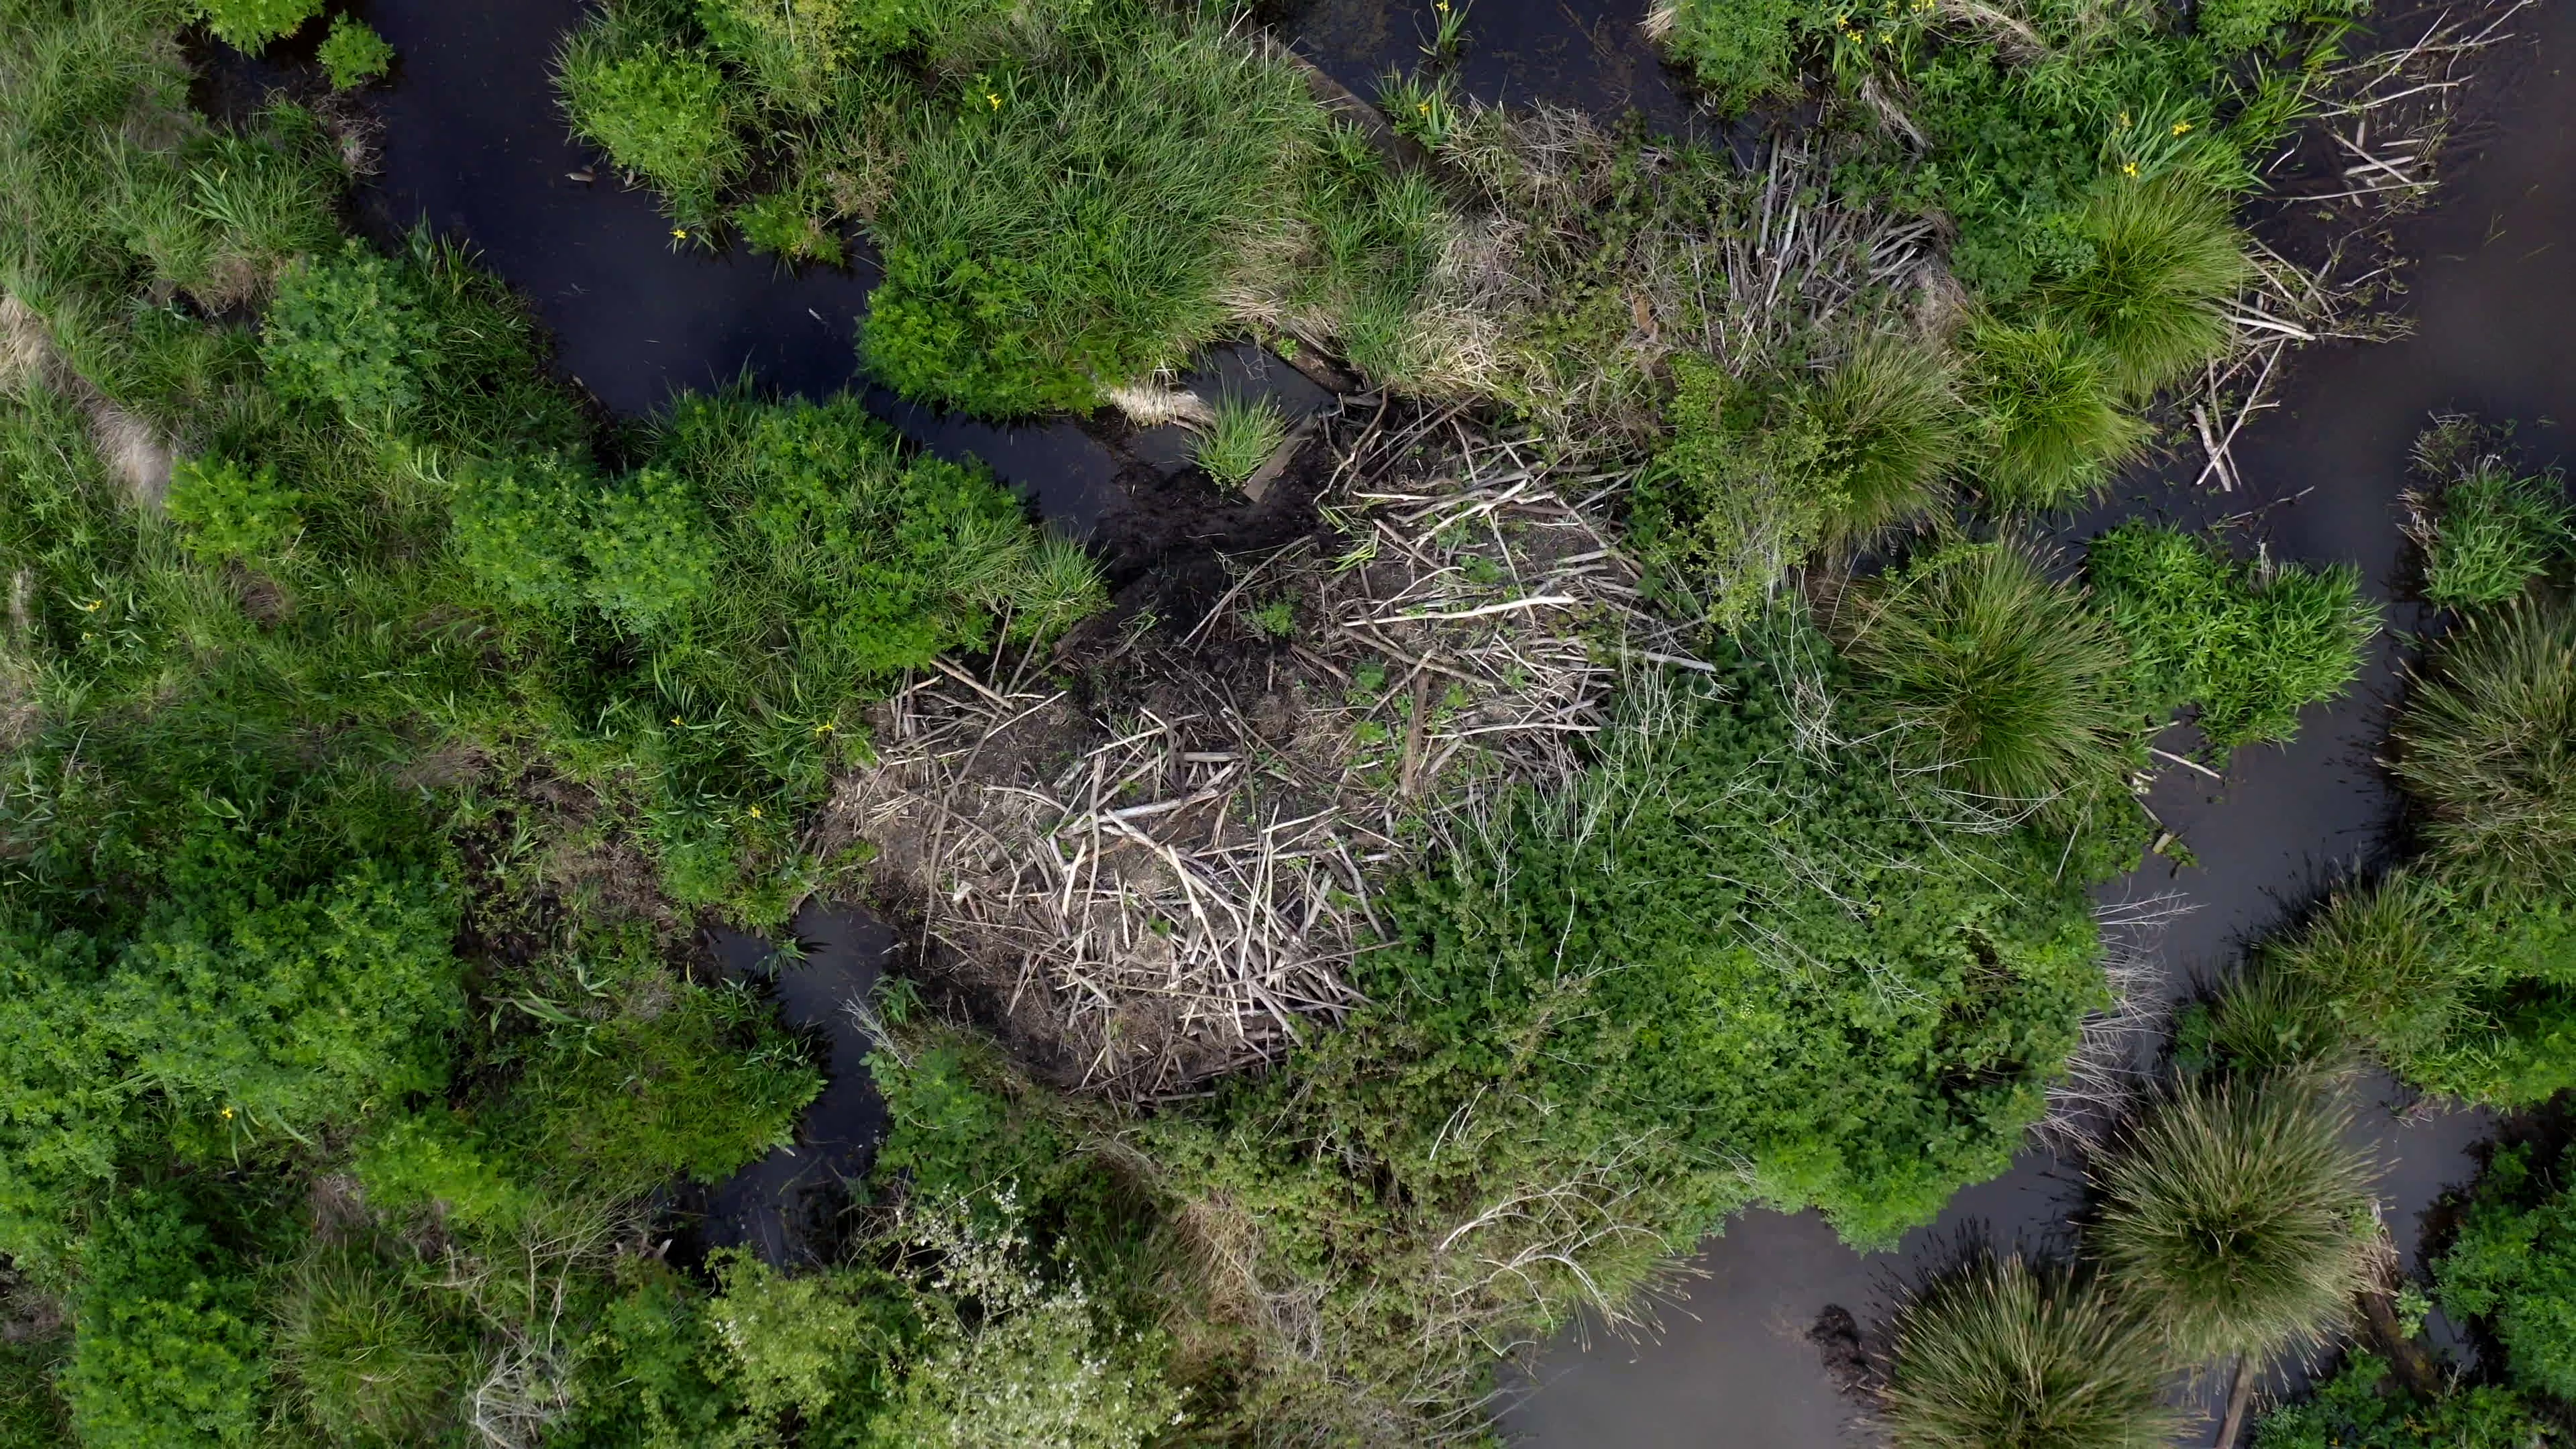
2042, 178, 2254, 400
1878, 1250, 2180, 1449
2089, 1077, 2376, 1361
1835, 537, 2138, 810
1191, 392, 1287, 488
1965, 320, 2148, 511
2390, 597, 2576, 874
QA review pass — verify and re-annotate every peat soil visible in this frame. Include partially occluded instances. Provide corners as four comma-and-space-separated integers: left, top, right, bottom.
1507, 3, 2576, 1444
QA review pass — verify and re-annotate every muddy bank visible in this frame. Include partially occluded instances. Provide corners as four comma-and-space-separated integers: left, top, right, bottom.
692, 901, 895, 1268
1509, 2, 2576, 1442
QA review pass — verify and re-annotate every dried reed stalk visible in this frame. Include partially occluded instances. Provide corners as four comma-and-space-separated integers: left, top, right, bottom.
837, 414, 1703, 1097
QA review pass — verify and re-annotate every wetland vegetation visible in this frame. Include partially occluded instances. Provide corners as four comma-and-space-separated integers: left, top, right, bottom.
0, 0, 2558, 1445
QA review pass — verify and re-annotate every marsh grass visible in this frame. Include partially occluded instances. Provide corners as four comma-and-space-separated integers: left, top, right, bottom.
1965, 321, 2148, 511
1834, 538, 2139, 809
1810, 335, 1964, 541
2043, 178, 2254, 399
2087, 521, 2379, 747
1878, 1249, 2180, 1449
2259, 870, 2465, 1069
1192, 392, 1287, 488
2090, 1078, 2375, 1361
860, 3, 1312, 416
273, 1242, 464, 1444
2406, 421, 2576, 608
2390, 597, 2576, 872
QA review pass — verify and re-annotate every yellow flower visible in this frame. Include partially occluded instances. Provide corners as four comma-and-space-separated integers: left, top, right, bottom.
671, 227, 688, 239
2116, 109, 2132, 129
671, 715, 684, 725
814, 721, 835, 735
2121, 161, 2140, 177
221, 1107, 235, 1119
2171, 120, 2193, 136
985, 91, 1002, 109
747, 805, 764, 818
80, 597, 103, 612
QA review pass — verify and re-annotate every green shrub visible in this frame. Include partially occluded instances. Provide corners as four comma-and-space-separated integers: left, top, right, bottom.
2198, 0, 2364, 56
195, 0, 323, 51
1835, 538, 2139, 809
2390, 598, 2576, 874
2087, 521, 2380, 747
352, 1112, 534, 1231
1655, 0, 1806, 114
510, 977, 822, 1196
316, 16, 396, 90
261, 242, 442, 424
2253, 1355, 2544, 1448
579, 466, 721, 633
2088, 1077, 2375, 1360
60, 1189, 270, 1449
733, 185, 846, 266
2433, 1144, 2576, 1403
704, 1251, 894, 1425
1878, 1251, 2178, 1449
558, 36, 743, 224
272, 1242, 463, 1446
448, 451, 596, 614
168, 453, 303, 561
554, 1260, 743, 1448
858, 3, 1311, 416
2040, 178, 2251, 398
1193, 394, 1287, 488
1964, 321, 2147, 510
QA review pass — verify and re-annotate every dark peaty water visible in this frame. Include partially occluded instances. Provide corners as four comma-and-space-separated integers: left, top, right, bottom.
1509, 5, 2576, 1444
700, 901, 896, 1267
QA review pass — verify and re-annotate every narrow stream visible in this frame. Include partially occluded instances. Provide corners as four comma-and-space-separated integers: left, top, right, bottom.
322, 0, 2575, 1432
1510, 5, 2576, 1443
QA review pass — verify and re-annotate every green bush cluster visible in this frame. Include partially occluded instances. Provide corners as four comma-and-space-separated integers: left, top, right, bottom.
453, 391, 1102, 913
193, 0, 323, 52
2254, 1354, 2546, 1448
315, 16, 394, 91
2087, 521, 2380, 747
2431, 1144, 2576, 1403
59, 1187, 276, 1448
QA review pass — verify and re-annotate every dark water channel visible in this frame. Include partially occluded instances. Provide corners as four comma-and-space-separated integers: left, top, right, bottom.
1511, 6, 2576, 1445
695, 902, 894, 1267
311, 0, 2576, 1434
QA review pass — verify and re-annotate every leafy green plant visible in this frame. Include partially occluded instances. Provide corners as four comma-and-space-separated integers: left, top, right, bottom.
579, 465, 722, 633
1964, 321, 2148, 510
2433, 1144, 2576, 1403
2088, 1077, 2375, 1360
1878, 1250, 2178, 1449
2040, 178, 2252, 399
2087, 521, 2380, 747
1835, 538, 2138, 809
733, 184, 847, 266
316, 15, 395, 90
195, 0, 323, 51
2390, 597, 2576, 873
60, 1189, 271, 1449
1193, 393, 1287, 488
2253, 1352, 2545, 1449
168, 453, 303, 561
1651, 0, 1806, 114
261, 241, 443, 424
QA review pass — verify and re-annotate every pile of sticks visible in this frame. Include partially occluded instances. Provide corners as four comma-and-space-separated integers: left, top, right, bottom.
839, 410, 1704, 1097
